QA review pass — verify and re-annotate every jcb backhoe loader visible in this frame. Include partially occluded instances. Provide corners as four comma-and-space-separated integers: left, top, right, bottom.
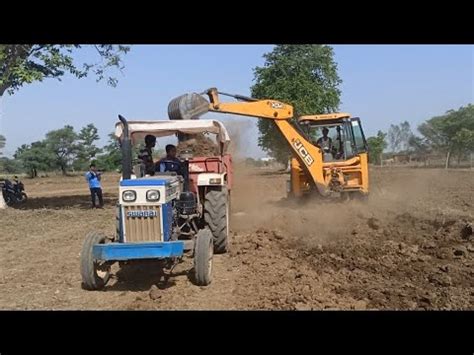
167, 88, 369, 200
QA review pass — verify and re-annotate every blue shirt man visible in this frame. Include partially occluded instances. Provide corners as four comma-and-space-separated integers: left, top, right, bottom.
85, 164, 103, 208
157, 144, 183, 175
156, 144, 190, 184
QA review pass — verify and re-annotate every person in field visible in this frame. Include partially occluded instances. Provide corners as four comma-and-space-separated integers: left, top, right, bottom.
85, 163, 103, 208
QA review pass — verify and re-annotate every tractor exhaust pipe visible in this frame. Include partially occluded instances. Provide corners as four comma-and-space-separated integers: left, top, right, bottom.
118, 115, 132, 180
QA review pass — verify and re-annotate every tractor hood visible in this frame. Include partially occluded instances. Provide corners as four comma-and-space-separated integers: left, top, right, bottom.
114, 119, 231, 153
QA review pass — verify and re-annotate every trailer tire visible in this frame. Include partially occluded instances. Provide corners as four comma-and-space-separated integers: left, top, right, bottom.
204, 187, 229, 254
193, 229, 213, 286
80, 232, 111, 290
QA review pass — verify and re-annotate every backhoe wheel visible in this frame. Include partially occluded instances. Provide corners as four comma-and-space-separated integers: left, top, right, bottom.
80, 232, 111, 290
204, 187, 229, 254
193, 229, 213, 286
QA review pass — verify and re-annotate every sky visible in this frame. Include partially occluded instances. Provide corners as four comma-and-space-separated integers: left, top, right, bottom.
1, 45, 473, 158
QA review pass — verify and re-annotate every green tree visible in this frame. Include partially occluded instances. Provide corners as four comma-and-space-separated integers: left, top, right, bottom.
95, 133, 122, 171
44, 125, 78, 175
408, 135, 430, 156
96, 133, 153, 172
453, 127, 474, 164
387, 124, 401, 153
367, 131, 387, 165
388, 121, 413, 153
0, 134, 5, 155
0, 157, 22, 174
14, 141, 55, 178
419, 104, 474, 168
74, 123, 102, 171
0, 45, 130, 97
0, 45, 130, 208
399, 121, 412, 152
96, 133, 121, 171
251, 45, 342, 164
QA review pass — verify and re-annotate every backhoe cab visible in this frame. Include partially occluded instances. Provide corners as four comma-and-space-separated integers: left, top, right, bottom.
291, 113, 369, 199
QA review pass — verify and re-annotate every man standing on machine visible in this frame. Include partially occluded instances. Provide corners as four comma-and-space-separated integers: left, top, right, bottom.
332, 126, 344, 159
138, 135, 157, 176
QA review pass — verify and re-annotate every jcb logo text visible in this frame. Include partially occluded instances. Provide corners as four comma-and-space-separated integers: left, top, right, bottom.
292, 139, 314, 166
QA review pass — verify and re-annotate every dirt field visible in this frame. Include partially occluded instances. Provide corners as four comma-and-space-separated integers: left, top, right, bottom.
0, 166, 473, 310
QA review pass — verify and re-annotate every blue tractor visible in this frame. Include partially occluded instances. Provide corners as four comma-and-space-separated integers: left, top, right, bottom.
80, 115, 231, 290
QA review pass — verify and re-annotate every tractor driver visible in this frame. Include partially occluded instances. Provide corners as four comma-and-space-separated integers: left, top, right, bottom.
316, 127, 332, 154
157, 144, 184, 176
138, 134, 157, 176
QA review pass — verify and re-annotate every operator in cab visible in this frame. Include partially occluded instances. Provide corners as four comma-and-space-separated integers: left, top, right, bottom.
156, 144, 183, 176
316, 127, 333, 154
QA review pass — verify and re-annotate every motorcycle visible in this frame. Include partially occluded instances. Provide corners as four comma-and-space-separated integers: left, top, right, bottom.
1, 176, 28, 206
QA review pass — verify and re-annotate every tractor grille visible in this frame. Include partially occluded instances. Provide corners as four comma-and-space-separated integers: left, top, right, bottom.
123, 205, 162, 242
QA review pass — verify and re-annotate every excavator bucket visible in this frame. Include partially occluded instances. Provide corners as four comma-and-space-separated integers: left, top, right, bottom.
168, 93, 209, 120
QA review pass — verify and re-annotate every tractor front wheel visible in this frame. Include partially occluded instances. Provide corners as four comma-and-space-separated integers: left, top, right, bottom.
80, 232, 111, 290
193, 229, 213, 286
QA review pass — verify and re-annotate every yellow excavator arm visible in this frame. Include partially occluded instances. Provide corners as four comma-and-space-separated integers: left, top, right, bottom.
204, 88, 293, 120
169, 88, 330, 195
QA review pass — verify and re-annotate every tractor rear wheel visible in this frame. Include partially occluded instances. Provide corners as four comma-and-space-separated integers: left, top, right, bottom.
204, 187, 229, 254
193, 229, 213, 286
80, 232, 111, 290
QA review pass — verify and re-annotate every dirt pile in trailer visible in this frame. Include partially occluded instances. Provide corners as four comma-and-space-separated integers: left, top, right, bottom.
177, 133, 219, 157
175, 117, 255, 158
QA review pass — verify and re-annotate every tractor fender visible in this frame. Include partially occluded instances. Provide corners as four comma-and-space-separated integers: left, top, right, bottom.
197, 173, 227, 187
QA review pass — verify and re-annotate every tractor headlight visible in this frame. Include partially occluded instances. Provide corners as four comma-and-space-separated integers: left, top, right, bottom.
146, 190, 160, 201
122, 190, 136, 202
